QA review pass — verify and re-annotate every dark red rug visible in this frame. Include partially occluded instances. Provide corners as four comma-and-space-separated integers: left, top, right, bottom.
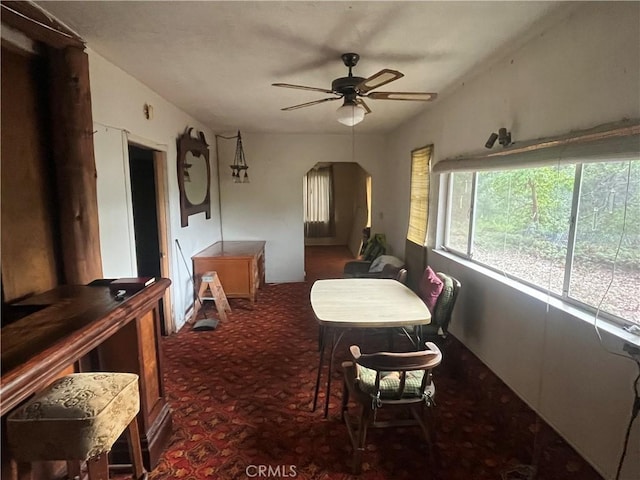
146, 281, 602, 480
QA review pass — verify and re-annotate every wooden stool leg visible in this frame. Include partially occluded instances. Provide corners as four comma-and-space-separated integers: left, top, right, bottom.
67, 460, 82, 479
191, 281, 208, 323
86, 453, 109, 480
124, 418, 147, 480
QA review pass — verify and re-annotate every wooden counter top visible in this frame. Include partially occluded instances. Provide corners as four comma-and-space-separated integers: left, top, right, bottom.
0, 279, 171, 417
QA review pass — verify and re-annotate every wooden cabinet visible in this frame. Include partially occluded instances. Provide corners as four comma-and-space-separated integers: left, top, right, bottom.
192, 241, 265, 304
96, 302, 171, 469
0, 280, 172, 474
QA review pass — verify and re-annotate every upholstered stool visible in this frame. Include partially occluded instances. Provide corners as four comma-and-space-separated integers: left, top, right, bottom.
7, 372, 147, 479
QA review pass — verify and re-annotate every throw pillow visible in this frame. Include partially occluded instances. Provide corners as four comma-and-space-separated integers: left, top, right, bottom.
368, 255, 405, 273
418, 266, 444, 313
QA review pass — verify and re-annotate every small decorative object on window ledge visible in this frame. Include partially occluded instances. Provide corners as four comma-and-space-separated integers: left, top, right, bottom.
230, 130, 249, 183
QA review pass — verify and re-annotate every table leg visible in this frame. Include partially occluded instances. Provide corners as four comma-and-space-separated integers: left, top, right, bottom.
312, 326, 327, 412
324, 330, 348, 418
318, 325, 325, 351
324, 331, 337, 418
415, 325, 424, 350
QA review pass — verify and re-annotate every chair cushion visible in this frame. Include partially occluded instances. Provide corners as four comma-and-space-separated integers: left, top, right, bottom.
368, 255, 405, 273
7, 372, 140, 462
418, 266, 443, 313
356, 365, 435, 399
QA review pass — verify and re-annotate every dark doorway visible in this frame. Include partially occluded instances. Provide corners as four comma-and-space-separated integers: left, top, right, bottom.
128, 144, 166, 333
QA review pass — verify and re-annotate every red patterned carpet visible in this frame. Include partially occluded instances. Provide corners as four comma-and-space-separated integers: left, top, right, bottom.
146, 247, 603, 480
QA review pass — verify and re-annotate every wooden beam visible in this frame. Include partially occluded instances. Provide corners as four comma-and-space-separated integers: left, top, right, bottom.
478, 122, 640, 160
434, 119, 640, 173
48, 45, 103, 284
1, 1, 84, 49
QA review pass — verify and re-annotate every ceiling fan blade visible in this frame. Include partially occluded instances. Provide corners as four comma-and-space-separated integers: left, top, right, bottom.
281, 97, 342, 111
272, 83, 335, 94
357, 69, 404, 94
356, 98, 372, 114
367, 91, 438, 101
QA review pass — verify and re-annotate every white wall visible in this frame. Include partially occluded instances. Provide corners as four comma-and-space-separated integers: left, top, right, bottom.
88, 50, 221, 331
217, 132, 387, 283
383, 3, 640, 479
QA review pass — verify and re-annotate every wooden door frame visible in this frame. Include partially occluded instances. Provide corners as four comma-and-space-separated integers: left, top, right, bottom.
153, 151, 175, 334
126, 134, 175, 334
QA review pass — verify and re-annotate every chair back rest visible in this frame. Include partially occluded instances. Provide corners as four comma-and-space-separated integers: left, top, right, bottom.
395, 268, 408, 284
350, 342, 442, 401
431, 272, 461, 336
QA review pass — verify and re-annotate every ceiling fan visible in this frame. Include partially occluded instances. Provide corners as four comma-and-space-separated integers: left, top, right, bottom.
272, 52, 437, 126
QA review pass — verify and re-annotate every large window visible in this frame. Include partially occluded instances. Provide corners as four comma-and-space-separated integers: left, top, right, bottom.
407, 145, 432, 245
444, 159, 639, 326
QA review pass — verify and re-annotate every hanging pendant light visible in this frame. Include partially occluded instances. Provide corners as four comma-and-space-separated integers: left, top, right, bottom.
229, 130, 249, 183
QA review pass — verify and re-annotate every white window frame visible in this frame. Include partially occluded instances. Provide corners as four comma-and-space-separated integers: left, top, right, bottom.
442, 159, 638, 328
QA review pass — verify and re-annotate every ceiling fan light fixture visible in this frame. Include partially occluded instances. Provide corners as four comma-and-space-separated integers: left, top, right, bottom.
336, 102, 366, 126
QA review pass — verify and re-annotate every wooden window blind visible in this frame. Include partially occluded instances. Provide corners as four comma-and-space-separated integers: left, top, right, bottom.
407, 145, 432, 246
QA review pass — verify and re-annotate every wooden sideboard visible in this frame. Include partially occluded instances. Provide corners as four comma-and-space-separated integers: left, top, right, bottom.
0, 279, 172, 476
192, 241, 265, 304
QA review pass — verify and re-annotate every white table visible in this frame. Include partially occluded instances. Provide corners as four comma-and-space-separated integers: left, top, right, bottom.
310, 278, 431, 417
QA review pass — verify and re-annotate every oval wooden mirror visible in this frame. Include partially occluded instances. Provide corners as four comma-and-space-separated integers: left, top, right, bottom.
177, 128, 211, 227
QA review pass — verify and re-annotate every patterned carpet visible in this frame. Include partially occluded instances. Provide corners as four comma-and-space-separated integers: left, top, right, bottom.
147, 272, 603, 479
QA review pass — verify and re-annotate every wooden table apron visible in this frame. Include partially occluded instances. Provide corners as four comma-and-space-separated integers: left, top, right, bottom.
310, 278, 432, 417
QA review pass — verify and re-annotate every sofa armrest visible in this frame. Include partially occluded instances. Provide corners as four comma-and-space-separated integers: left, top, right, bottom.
343, 261, 373, 278
378, 263, 403, 279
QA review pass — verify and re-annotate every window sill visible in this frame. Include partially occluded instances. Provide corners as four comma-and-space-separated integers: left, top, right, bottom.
431, 248, 640, 349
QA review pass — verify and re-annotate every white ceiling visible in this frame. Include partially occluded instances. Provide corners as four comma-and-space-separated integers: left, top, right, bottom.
36, 1, 569, 134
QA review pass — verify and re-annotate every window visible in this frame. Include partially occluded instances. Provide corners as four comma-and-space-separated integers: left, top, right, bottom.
570, 161, 639, 321
303, 166, 335, 237
473, 166, 574, 294
444, 159, 639, 326
407, 145, 432, 245
446, 171, 473, 253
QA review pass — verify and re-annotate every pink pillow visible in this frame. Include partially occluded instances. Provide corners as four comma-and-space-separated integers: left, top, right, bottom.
418, 266, 443, 313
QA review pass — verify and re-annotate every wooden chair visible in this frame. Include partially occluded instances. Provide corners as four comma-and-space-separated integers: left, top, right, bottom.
341, 342, 442, 474
387, 270, 459, 352
419, 272, 461, 343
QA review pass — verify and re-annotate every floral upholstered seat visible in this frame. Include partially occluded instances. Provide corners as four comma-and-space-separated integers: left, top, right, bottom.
7, 372, 147, 479
356, 364, 434, 399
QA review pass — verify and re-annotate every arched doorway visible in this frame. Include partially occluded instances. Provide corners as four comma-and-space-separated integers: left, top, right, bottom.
303, 162, 371, 280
